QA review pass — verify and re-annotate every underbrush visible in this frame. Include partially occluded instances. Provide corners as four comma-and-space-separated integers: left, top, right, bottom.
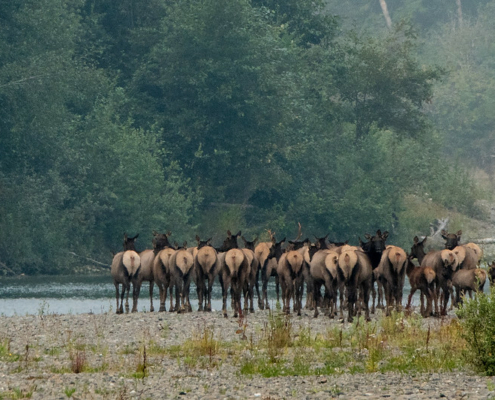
238, 311, 466, 377
457, 287, 495, 375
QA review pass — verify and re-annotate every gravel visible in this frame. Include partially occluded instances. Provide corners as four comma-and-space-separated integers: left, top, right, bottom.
0, 309, 494, 399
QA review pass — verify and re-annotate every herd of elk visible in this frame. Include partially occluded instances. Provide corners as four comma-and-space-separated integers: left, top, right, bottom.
111, 227, 491, 320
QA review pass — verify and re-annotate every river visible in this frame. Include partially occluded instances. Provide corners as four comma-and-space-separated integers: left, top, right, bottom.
0, 273, 479, 317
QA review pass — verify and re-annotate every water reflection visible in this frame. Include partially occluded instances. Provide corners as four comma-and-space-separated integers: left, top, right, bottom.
0, 274, 429, 317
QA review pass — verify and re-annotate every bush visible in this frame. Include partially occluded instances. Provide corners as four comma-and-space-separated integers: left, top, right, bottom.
456, 287, 495, 375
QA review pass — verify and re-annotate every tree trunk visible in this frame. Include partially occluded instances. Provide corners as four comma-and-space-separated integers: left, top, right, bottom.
379, 0, 392, 29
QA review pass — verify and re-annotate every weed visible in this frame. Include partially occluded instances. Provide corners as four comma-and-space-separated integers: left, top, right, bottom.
457, 288, 495, 375
70, 349, 86, 373
64, 387, 76, 398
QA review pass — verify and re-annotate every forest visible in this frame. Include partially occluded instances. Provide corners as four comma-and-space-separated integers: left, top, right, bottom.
0, 0, 494, 274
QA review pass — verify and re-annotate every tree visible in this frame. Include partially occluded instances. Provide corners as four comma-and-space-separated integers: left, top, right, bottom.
334, 22, 443, 140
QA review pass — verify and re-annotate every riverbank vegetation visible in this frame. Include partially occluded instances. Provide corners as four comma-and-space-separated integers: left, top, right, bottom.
1, 0, 494, 274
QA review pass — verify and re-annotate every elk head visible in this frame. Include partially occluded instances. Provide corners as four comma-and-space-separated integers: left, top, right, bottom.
441, 230, 462, 250
241, 236, 258, 251
152, 230, 171, 253
268, 236, 286, 261
410, 236, 427, 264
219, 230, 241, 252
123, 233, 139, 251
195, 235, 212, 249
362, 229, 389, 255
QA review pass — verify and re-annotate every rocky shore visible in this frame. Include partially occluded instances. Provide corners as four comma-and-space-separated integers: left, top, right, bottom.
0, 309, 494, 399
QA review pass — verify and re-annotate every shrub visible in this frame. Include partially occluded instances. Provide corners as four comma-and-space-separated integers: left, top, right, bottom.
456, 287, 495, 375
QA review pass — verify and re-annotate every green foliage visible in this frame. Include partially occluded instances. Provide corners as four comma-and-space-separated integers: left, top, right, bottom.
457, 288, 495, 375
0, 0, 492, 273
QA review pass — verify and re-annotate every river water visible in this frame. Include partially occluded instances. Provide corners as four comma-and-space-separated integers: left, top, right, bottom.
0, 274, 438, 317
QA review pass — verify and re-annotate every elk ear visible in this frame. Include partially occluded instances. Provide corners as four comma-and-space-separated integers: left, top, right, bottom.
152, 230, 158, 236
236, 231, 241, 237
281, 237, 286, 245
241, 236, 247, 246
166, 231, 172, 237
316, 241, 321, 249
457, 230, 462, 237
124, 232, 128, 240
413, 236, 419, 244
183, 241, 187, 249
376, 229, 382, 236
227, 230, 232, 238
382, 231, 389, 240
421, 236, 427, 244
195, 235, 200, 243
253, 237, 258, 245
441, 229, 448, 239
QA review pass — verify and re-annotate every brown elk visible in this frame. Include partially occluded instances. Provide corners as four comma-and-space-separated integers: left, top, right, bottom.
420, 249, 459, 315
152, 233, 176, 312
274, 242, 305, 315
218, 230, 250, 318
169, 242, 195, 313
489, 261, 495, 286
257, 230, 282, 310
309, 244, 340, 318
405, 259, 437, 317
241, 236, 261, 312
377, 245, 408, 315
130, 231, 172, 313
465, 242, 483, 265
337, 247, 372, 322
193, 236, 219, 312
111, 233, 141, 314
452, 268, 487, 306
360, 230, 389, 313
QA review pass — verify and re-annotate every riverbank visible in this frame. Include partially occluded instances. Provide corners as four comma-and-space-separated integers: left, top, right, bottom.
0, 310, 494, 399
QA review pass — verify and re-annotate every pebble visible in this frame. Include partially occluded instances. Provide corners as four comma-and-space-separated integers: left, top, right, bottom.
0, 311, 494, 399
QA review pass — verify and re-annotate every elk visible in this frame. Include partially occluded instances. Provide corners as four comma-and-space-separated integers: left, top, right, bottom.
152, 237, 176, 312
241, 236, 261, 312
452, 268, 487, 306
465, 242, 483, 265
218, 230, 250, 318
405, 258, 437, 317
169, 242, 195, 313
111, 233, 141, 314
274, 241, 305, 315
337, 247, 372, 322
410, 236, 427, 265
360, 230, 389, 313
309, 244, 340, 318
420, 249, 459, 315
489, 261, 495, 286
452, 245, 479, 270
193, 236, 219, 312
377, 245, 408, 315
130, 231, 172, 313
257, 230, 282, 310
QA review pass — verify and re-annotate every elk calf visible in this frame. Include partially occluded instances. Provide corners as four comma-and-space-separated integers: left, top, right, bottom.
452, 268, 487, 307
405, 259, 437, 317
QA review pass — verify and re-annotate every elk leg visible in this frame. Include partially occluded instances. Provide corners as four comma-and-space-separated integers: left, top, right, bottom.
406, 288, 416, 310
207, 274, 214, 312
222, 276, 230, 318
125, 283, 130, 314
131, 281, 140, 313
149, 281, 154, 312
255, 268, 263, 310
115, 283, 122, 314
